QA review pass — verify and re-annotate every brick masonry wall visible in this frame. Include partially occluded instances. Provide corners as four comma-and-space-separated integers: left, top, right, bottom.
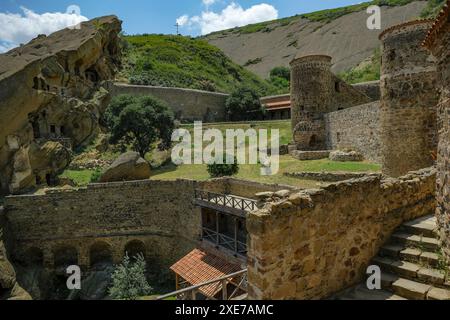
246, 168, 436, 300
108, 82, 228, 123
324, 102, 381, 163
4, 179, 202, 269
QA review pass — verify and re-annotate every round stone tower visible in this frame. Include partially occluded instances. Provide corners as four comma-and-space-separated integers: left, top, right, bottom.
290, 54, 333, 150
379, 20, 439, 177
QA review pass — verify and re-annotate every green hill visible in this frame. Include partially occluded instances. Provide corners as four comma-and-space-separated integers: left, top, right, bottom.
119, 34, 280, 95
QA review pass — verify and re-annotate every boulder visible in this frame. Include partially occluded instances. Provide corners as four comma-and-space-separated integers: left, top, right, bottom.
100, 152, 151, 183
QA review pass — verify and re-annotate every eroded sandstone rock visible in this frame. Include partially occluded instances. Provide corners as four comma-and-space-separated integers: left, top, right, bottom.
0, 15, 122, 194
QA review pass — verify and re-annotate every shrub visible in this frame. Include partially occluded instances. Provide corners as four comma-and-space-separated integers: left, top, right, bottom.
207, 156, 239, 178
90, 168, 103, 183
109, 254, 152, 300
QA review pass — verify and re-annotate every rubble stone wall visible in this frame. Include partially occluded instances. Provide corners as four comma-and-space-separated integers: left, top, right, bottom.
247, 168, 436, 300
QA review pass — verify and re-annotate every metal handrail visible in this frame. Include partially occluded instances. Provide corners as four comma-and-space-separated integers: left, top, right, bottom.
202, 227, 247, 254
156, 269, 247, 300
195, 190, 257, 212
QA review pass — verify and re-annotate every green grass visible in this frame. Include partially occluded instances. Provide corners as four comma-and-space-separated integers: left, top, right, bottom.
121, 34, 280, 95
182, 120, 293, 146
338, 48, 381, 84
59, 170, 96, 186
61, 120, 381, 188
151, 157, 381, 188
420, 0, 446, 18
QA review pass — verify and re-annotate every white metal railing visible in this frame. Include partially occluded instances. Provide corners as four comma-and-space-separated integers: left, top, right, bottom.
157, 269, 247, 301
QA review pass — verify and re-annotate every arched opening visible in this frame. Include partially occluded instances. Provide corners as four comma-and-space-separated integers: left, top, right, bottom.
53, 246, 78, 269
33, 77, 39, 90
45, 173, 53, 186
89, 241, 113, 267
124, 240, 146, 260
309, 135, 317, 148
335, 81, 341, 93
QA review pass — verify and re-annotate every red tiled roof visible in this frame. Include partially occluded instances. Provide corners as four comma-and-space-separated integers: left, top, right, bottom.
264, 100, 291, 110
170, 248, 242, 297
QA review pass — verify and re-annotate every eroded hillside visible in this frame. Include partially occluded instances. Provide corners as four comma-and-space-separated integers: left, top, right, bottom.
205, 1, 429, 77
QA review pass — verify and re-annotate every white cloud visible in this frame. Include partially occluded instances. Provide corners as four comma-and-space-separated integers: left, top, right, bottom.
0, 6, 88, 52
176, 15, 189, 27
181, 2, 278, 35
203, 0, 217, 6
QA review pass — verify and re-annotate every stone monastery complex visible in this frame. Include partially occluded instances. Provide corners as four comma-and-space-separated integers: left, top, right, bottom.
0, 0, 449, 301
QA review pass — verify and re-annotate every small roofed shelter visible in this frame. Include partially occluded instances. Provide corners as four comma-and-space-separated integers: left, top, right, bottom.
260, 94, 291, 120
170, 248, 244, 300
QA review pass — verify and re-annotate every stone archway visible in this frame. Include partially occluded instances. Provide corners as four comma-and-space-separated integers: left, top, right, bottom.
89, 241, 113, 267
53, 245, 78, 269
124, 240, 146, 260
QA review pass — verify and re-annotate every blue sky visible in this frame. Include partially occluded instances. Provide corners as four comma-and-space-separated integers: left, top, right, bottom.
0, 0, 363, 51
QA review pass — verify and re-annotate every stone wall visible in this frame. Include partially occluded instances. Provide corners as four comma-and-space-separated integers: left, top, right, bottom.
108, 83, 228, 123
380, 20, 439, 177
284, 171, 381, 182
324, 101, 381, 163
290, 54, 371, 151
246, 168, 436, 300
424, 2, 450, 260
351, 81, 381, 101
4, 179, 202, 270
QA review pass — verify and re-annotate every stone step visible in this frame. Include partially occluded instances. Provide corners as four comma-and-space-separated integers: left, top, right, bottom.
427, 287, 450, 300
373, 256, 448, 287
338, 285, 407, 300
392, 278, 432, 300
379, 243, 440, 267
401, 217, 437, 238
391, 232, 440, 252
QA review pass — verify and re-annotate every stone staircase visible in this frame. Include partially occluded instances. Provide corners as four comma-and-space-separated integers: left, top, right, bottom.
334, 215, 450, 300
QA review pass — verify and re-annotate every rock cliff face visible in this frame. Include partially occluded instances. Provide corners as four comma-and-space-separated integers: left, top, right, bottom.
0, 16, 122, 194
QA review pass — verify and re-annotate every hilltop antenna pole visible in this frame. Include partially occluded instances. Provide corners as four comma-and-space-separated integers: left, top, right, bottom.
175, 22, 180, 35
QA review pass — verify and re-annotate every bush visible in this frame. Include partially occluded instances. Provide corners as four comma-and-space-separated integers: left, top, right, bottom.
207, 156, 239, 178
269, 67, 290, 81
109, 254, 152, 300
90, 168, 103, 183
225, 86, 265, 121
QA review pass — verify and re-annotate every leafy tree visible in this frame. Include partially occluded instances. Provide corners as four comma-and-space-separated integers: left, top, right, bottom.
109, 254, 152, 300
225, 86, 265, 121
104, 94, 175, 157
269, 66, 290, 81
207, 155, 239, 178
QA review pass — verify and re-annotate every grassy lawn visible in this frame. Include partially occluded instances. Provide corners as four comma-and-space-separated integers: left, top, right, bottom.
59, 170, 97, 186
151, 156, 381, 188
182, 120, 292, 146
59, 120, 381, 188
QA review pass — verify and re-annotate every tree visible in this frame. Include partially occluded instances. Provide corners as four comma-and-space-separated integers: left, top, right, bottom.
269, 66, 290, 93
269, 66, 290, 81
225, 86, 265, 121
108, 254, 152, 300
207, 155, 239, 178
104, 94, 175, 157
